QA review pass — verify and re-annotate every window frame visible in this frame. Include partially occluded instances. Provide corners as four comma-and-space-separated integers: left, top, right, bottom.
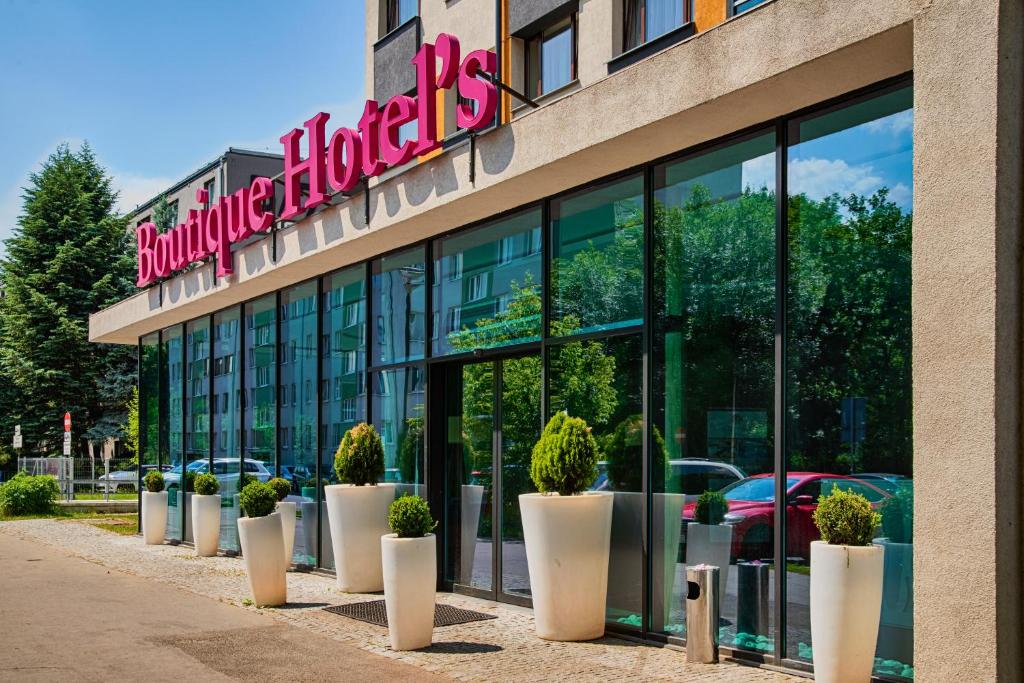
525, 13, 578, 100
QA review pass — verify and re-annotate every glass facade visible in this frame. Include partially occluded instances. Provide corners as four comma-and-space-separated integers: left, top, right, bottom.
136, 80, 912, 681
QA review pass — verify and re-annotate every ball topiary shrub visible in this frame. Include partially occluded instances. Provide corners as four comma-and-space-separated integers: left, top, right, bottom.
194, 472, 220, 496
183, 470, 197, 493
143, 470, 165, 493
530, 412, 599, 497
388, 494, 436, 538
268, 477, 291, 501
880, 486, 913, 544
0, 472, 60, 516
695, 490, 728, 525
813, 487, 880, 546
604, 414, 667, 491
334, 423, 385, 486
239, 481, 278, 518
237, 472, 256, 492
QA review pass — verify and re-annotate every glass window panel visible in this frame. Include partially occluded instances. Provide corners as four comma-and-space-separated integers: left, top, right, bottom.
244, 295, 276, 473
550, 174, 644, 336
373, 247, 425, 366
652, 132, 777, 650
540, 23, 573, 95
548, 333, 643, 629
280, 281, 318, 565
182, 318, 210, 545
372, 365, 425, 492
320, 266, 367, 568
161, 325, 184, 541
647, 0, 683, 42
786, 86, 913, 679
433, 209, 543, 356
212, 308, 241, 552
139, 333, 159, 472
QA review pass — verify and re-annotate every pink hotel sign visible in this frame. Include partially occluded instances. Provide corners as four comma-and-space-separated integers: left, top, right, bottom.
136, 34, 497, 288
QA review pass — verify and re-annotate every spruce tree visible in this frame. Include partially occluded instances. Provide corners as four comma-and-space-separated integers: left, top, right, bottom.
0, 143, 136, 454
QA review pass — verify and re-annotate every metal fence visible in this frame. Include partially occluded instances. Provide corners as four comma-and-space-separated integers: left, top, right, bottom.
17, 455, 137, 500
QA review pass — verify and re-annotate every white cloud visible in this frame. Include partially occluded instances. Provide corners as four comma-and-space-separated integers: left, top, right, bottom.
865, 110, 913, 136
110, 171, 177, 215
788, 157, 886, 201
741, 153, 775, 192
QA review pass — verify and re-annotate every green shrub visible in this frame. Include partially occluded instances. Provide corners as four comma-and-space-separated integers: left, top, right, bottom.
268, 477, 291, 501
183, 470, 197, 493
397, 417, 424, 484
530, 412, 599, 496
880, 486, 913, 544
143, 470, 165, 493
334, 423, 385, 486
695, 490, 728, 525
604, 414, 667, 491
388, 495, 436, 538
239, 481, 277, 518
194, 473, 220, 496
0, 472, 60, 516
813, 487, 880, 546
237, 472, 256, 492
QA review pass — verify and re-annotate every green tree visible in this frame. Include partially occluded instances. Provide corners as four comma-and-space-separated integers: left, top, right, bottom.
0, 143, 136, 454
123, 384, 139, 465
151, 194, 177, 233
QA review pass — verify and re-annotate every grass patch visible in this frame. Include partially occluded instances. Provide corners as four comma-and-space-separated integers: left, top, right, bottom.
0, 509, 136, 522
73, 493, 136, 500
88, 516, 139, 535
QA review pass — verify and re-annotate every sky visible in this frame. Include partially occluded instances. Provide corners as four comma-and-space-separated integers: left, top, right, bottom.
0, 0, 367, 256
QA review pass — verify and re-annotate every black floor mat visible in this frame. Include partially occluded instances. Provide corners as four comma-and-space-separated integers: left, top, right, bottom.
323, 600, 497, 628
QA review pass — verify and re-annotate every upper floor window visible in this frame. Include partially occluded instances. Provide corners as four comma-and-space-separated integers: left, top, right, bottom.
624, 0, 686, 51
526, 15, 576, 99
385, 0, 417, 34
203, 178, 216, 209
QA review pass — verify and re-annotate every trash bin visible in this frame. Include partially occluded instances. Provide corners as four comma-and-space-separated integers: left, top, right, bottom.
736, 561, 770, 638
685, 564, 720, 664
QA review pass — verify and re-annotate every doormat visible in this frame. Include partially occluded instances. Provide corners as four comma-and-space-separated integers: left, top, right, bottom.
323, 600, 497, 628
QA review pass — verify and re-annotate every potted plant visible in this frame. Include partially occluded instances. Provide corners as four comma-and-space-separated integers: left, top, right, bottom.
300, 477, 317, 501
269, 476, 295, 566
519, 412, 613, 641
810, 487, 883, 682
237, 480, 287, 606
685, 490, 732, 605
192, 472, 221, 557
299, 477, 318, 565
141, 470, 167, 545
324, 423, 395, 592
874, 485, 913, 664
381, 495, 437, 650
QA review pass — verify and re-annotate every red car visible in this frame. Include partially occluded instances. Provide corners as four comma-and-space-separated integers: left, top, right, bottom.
681, 472, 891, 563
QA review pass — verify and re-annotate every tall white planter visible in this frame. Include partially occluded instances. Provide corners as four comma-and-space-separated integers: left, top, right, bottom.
810, 541, 884, 683
183, 492, 194, 543
237, 512, 287, 607
324, 484, 395, 592
191, 494, 221, 557
382, 533, 436, 651
277, 501, 297, 566
685, 522, 733, 606
142, 491, 168, 545
520, 492, 613, 641
301, 500, 318, 563
460, 484, 485, 584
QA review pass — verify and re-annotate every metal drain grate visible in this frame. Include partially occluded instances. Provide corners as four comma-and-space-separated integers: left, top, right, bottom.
323, 600, 497, 628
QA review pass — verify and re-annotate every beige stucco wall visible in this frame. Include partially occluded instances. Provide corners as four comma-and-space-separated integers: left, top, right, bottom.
91, 0, 1023, 678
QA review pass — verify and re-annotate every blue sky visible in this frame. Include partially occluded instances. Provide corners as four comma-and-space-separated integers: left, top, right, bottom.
0, 0, 367, 254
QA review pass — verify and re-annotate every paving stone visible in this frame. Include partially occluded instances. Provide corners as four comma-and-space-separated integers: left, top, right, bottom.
0, 519, 803, 682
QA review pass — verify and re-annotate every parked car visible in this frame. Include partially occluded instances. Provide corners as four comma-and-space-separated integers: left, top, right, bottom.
591, 459, 744, 501
681, 472, 891, 563
97, 464, 170, 492
164, 459, 272, 491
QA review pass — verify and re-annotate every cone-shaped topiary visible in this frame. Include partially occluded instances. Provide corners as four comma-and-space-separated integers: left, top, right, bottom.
695, 490, 728, 525
334, 423, 385, 486
604, 414, 667, 491
813, 487, 880, 546
388, 494, 436, 538
144, 470, 165, 493
240, 481, 278, 518
268, 477, 291, 501
530, 412, 599, 496
194, 472, 220, 496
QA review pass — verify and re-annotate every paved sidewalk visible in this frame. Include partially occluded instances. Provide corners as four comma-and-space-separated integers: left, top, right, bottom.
0, 519, 803, 682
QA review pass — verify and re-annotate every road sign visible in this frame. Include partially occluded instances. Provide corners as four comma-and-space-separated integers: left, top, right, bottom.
64, 412, 71, 432
14, 424, 20, 435
13, 434, 22, 449
63, 441, 71, 456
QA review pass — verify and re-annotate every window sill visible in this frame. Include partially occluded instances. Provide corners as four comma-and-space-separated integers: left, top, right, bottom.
607, 22, 696, 75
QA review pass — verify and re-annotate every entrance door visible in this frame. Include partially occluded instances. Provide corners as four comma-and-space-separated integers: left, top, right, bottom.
441, 354, 541, 605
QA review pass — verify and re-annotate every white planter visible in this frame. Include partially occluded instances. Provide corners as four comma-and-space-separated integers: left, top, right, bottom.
320, 501, 333, 568
191, 494, 221, 557
237, 512, 287, 607
395, 483, 426, 498
301, 500, 318, 563
382, 533, 436, 651
685, 522, 733, 605
460, 484, 485, 584
277, 501, 297, 566
874, 538, 914, 663
183, 492, 194, 543
519, 492, 614, 641
142, 491, 168, 544
324, 484, 396, 592
810, 541, 884, 683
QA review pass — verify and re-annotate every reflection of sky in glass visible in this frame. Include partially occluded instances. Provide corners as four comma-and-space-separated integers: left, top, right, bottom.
542, 27, 573, 94
647, 0, 683, 41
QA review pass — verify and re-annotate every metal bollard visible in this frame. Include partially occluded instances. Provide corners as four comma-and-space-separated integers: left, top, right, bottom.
685, 564, 720, 664
736, 561, 770, 638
